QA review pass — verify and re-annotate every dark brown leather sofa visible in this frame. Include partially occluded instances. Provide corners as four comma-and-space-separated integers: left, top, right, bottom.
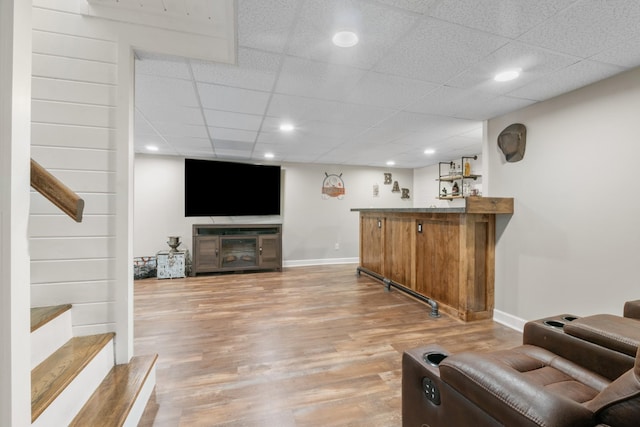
402, 301, 640, 427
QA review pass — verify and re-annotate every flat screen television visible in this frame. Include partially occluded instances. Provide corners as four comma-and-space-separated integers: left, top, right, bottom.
184, 158, 281, 217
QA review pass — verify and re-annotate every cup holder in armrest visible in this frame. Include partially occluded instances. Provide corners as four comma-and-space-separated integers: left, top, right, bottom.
423, 351, 448, 366
544, 320, 565, 328
563, 316, 578, 322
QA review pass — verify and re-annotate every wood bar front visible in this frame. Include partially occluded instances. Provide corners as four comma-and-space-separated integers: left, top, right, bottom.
352, 197, 514, 321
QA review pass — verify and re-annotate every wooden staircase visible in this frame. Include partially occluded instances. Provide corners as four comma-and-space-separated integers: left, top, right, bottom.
31, 304, 157, 426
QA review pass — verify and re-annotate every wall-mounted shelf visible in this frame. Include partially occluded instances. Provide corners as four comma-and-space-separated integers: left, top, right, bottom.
437, 156, 481, 199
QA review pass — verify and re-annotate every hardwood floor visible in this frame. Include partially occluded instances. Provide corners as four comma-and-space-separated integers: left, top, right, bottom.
134, 264, 522, 427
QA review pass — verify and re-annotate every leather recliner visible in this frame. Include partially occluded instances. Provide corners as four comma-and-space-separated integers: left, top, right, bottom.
402, 301, 640, 427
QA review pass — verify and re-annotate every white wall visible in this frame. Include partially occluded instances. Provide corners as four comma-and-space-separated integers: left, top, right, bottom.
413, 155, 483, 208
133, 154, 413, 264
281, 162, 413, 264
487, 66, 640, 320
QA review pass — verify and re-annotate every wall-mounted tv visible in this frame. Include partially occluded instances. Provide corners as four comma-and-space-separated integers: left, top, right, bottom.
184, 158, 281, 217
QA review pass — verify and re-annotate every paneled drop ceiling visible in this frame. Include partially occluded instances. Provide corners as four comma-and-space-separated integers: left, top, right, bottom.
131, 0, 640, 168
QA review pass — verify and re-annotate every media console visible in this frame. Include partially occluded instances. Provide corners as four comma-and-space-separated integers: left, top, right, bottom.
192, 224, 282, 275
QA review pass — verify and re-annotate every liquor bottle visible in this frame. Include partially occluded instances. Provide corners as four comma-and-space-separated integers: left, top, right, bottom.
464, 161, 471, 176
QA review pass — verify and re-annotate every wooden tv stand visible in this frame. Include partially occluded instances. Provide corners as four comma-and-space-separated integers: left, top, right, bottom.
192, 224, 282, 275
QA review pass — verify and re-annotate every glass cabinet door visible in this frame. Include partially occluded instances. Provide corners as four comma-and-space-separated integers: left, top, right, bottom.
220, 237, 257, 269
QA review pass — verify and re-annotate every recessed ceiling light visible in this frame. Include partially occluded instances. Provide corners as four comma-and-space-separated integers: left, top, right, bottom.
386, 160, 395, 166
279, 123, 294, 132
424, 149, 436, 155
494, 68, 522, 82
332, 30, 359, 48
264, 153, 275, 159
145, 145, 159, 152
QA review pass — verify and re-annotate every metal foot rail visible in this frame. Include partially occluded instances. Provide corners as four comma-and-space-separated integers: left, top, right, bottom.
356, 266, 440, 318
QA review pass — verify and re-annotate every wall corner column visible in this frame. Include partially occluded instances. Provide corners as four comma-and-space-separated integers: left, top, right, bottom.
114, 39, 135, 364
1, 0, 33, 424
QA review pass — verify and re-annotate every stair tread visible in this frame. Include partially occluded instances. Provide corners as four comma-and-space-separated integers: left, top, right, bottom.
31, 304, 72, 332
70, 354, 159, 427
31, 332, 115, 422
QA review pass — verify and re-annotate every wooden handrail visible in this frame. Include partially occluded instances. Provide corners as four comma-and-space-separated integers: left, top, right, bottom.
30, 158, 84, 222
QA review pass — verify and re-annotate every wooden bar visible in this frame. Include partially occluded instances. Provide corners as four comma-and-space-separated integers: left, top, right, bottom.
30, 158, 84, 222
352, 197, 513, 321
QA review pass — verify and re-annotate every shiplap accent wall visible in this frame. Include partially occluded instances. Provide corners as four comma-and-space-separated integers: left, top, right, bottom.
27, 0, 236, 357
29, 0, 119, 336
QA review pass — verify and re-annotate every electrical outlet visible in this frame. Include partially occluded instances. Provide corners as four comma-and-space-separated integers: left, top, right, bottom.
334, 243, 340, 250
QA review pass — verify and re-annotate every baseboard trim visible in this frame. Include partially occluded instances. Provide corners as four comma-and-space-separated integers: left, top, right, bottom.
284, 258, 359, 268
493, 309, 526, 333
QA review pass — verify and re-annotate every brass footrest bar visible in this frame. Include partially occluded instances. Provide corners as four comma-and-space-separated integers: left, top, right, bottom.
356, 266, 440, 318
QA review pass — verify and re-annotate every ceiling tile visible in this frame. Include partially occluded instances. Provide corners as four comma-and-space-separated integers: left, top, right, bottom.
149, 122, 209, 138
139, 104, 204, 126
295, 121, 368, 141
445, 41, 580, 94
286, 0, 418, 69
430, 0, 579, 38
375, 111, 479, 134
134, 111, 159, 135
345, 72, 440, 109
133, 133, 165, 148
274, 56, 367, 101
507, 60, 626, 101
308, 102, 395, 127
214, 147, 254, 159
256, 128, 346, 149
196, 82, 271, 115
346, 126, 413, 145
135, 75, 199, 108
518, 0, 640, 58
203, 109, 263, 131
237, 0, 298, 53
209, 127, 258, 143
374, 17, 510, 84
190, 48, 282, 92
164, 137, 213, 156
265, 94, 329, 123
591, 38, 640, 68
469, 96, 537, 120
406, 86, 493, 117
373, 0, 440, 15
406, 85, 536, 120
212, 139, 254, 150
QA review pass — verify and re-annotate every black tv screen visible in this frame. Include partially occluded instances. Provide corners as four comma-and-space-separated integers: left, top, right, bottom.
184, 158, 281, 217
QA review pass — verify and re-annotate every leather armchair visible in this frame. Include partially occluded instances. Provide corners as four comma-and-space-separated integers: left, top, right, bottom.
402, 306, 640, 427
623, 299, 640, 320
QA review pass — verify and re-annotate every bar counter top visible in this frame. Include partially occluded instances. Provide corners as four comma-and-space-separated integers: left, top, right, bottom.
351, 196, 514, 215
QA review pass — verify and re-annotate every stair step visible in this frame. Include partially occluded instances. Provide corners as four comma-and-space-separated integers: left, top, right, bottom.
31, 332, 115, 424
70, 354, 159, 427
31, 304, 72, 332
31, 304, 73, 369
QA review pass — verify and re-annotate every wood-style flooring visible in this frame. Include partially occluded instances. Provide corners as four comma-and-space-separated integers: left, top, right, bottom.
134, 264, 522, 427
